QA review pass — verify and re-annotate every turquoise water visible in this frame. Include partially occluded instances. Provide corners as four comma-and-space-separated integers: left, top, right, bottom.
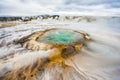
38, 30, 82, 44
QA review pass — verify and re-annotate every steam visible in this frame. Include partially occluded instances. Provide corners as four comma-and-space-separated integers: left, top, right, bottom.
0, 16, 120, 80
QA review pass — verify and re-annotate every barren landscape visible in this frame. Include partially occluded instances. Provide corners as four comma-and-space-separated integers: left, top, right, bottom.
0, 16, 120, 80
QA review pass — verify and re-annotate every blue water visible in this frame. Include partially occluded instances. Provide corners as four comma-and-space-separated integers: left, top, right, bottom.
38, 30, 82, 44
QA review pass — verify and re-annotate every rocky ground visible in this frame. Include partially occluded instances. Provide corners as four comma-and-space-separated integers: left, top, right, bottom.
0, 16, 120, 80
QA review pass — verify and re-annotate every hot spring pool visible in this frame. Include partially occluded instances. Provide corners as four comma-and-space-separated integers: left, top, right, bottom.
37, 29, 83, 44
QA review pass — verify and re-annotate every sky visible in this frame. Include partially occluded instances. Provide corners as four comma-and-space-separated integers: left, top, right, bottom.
0, 0, 120, 16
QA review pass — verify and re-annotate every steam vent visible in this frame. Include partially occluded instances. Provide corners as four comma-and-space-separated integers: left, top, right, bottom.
0, 28, 91, 80
18, 28, 90, 59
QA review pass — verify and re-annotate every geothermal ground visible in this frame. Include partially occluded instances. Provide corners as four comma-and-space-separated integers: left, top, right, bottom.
0, 16, 120, 80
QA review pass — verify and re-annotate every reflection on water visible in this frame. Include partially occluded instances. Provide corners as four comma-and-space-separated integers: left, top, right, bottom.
0, 16, 120, 80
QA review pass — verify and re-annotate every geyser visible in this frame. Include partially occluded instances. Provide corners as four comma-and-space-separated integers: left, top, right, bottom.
17, 28, 90, 60
1, 28, 90, 80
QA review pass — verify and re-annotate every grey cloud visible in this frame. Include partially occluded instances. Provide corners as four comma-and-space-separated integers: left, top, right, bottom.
0, 0, 120, 16
65, 0, 120, 5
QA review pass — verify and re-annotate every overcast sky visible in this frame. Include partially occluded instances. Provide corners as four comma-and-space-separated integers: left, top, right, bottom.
0, 0, 120, 16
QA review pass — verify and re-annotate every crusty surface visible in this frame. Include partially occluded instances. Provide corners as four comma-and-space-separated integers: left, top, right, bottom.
17, 28, 90, 51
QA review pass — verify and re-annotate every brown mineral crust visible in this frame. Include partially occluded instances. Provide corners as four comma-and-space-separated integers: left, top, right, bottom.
17, 28, 90, 51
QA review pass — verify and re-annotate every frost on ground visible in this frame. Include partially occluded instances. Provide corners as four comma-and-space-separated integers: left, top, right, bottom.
0, 16, 120, 80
